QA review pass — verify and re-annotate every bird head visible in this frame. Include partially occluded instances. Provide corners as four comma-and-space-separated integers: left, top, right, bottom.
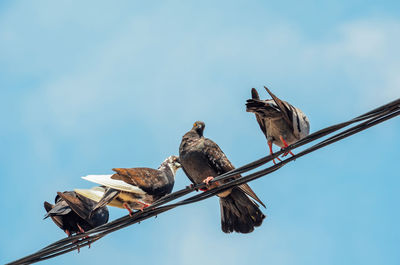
163, 155, 181, 174
192, 121, 205, 136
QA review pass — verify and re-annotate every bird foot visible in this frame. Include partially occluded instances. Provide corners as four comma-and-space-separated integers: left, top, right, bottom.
281, 150, 295, 157
65, 229, 82, 253
199, 176, 215, 191
203, 176, 214, 186
268, 141, 282, 165
77, 223, 85, 234
71, 238, 81, 253
186, 183, 200, 191
123, 203, 134, 217
279, 136, 294, 157
138, 202, 150, 212
76, 224, 91, 249
273, 156, 282, 164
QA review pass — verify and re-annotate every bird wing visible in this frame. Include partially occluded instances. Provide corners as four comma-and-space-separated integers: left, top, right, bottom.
291, 107, 310, 139
111, 167, 169, 196
203, 138, 235, 174
43, 201, 64, 229
238, 184, 266, 208
203, 138, 265, 206
265, 86, 310, 139
264, 86, 295, 132
180, 165, 197, 186
43, 199, 71, 218
74, 187, 104, 203
75, 187, 125, 209
91, 188, 120, 214
57, 192, 92, 221
81, 174, 147, 194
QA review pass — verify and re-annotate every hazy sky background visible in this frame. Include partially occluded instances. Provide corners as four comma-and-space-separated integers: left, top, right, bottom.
1, 1, 400, 264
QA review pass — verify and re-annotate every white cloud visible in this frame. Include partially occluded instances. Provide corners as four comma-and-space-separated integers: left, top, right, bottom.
26, 17, 400, 127
2, 3, 398, 168
305, 18, 400, 107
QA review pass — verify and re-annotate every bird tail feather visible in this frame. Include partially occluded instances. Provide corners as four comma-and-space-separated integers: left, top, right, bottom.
90, 188, 120, 217
246, 99, 280, 116
219, 187, 265, 233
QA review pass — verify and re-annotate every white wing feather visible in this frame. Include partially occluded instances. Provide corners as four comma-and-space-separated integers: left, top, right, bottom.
291, 107, 310, 139
74, 187, 105, 202
81, 175, 146, 194
75, 187, 125, 209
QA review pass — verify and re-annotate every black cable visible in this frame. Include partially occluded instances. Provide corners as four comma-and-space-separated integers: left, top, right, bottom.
7, 98, 400, 265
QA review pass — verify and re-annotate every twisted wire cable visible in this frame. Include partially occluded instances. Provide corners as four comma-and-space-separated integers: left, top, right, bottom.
7, 98, 400, 265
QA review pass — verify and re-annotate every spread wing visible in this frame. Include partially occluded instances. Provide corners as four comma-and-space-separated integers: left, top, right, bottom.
111, 167, 170, 196
203, 138, 265, 207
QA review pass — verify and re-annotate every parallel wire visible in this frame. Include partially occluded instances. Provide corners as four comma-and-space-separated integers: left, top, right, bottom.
7, 98, 400, 265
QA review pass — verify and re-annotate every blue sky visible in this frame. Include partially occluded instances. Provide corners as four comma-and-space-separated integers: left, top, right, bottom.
1, 1, 400, 264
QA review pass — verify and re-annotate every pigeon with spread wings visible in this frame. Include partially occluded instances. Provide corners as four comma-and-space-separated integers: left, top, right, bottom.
179, 121, 265, 233
44, 191, 109, 237
79, 156, 181, 216
246, 86, 310, 164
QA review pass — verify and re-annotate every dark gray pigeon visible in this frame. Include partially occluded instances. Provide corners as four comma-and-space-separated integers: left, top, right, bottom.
79, 156, 181, 216
44, 191, 109, 237
179, 121, 266, 234
246, 86, 310, 163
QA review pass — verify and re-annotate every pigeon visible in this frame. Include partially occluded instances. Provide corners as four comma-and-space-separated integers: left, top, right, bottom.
179, 121, 266, 234
79, 156, 181, 216
44, 191, 109, 237
246, 86, 310, 163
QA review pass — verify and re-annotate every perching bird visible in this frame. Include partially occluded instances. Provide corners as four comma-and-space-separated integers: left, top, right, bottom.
246, 87, 310, 163
179, 121, 266, 233
44, 191, 109, 237
79, 156, 181, 216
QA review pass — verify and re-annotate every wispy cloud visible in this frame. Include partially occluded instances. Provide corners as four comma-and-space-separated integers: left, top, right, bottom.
1, 2, 400, 264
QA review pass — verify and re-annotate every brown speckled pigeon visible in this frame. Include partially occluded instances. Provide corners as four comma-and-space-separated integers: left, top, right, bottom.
179, 121, 265, 234
79, 156, 181, 216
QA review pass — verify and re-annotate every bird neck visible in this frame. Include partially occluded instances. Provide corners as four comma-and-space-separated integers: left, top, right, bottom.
158, 162, 176, 177
183, 130, 202, 141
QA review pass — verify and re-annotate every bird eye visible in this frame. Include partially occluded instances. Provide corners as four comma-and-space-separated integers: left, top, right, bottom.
193, 123, 197, 127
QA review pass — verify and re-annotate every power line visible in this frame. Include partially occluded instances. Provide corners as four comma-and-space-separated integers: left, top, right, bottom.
7, 98, 400, 265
